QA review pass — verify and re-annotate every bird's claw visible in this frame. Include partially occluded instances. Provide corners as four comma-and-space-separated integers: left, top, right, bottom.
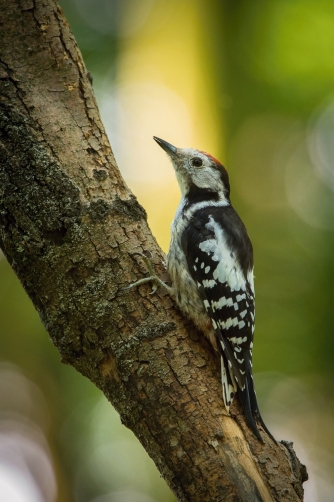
149, 282, 158, 295
122, 251, 173, 296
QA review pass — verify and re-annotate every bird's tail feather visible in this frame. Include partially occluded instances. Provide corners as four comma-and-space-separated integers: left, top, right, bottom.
238, 374, 276, 443
221, 355, 237, 413
238, 377, 263, 442
220, 355, 275, 442
247, 374, 276, 442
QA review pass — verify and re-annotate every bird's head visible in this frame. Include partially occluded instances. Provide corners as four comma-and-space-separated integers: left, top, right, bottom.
154, 136, 230, 204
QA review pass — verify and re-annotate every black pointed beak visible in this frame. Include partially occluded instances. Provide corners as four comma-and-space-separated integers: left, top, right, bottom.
153, 136, 178, 157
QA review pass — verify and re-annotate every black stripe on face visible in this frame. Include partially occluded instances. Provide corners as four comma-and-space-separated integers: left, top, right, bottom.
183, 183, 219, 210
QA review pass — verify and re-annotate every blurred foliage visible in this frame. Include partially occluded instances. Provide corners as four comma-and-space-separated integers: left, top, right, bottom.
1, 1, 334, 501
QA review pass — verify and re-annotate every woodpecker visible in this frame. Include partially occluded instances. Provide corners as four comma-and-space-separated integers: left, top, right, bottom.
129, 136, 273, 442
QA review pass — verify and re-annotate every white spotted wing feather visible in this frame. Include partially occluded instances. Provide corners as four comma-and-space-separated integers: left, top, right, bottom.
182, 208, 255, 412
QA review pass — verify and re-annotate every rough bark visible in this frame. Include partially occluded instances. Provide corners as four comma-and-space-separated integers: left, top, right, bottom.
0, 1, 308, 501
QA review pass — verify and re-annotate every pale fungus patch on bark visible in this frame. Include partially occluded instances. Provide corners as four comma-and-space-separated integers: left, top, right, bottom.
99, 352, 120, 381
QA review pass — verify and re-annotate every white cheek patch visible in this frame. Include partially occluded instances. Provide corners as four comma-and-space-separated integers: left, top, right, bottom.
191, 166, 228, 200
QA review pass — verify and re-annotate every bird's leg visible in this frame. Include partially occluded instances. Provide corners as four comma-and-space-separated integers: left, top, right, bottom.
123, 252, 174, 296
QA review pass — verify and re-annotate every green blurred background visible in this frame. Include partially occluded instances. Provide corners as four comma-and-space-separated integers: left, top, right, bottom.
1, 1, 334, 500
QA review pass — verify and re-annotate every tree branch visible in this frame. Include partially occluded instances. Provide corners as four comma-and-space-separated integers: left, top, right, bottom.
0, 1, 307, 500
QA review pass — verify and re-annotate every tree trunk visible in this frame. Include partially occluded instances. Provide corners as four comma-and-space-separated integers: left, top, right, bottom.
0, 1, 307, 500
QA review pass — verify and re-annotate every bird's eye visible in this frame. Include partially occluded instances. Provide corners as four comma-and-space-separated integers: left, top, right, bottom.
191, 157, 203, 167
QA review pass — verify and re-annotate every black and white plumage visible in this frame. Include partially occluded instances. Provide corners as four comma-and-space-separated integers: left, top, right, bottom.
153, 136, 273, 442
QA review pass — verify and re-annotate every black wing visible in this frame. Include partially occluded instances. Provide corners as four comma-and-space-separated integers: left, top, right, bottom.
182, 206, 272, 441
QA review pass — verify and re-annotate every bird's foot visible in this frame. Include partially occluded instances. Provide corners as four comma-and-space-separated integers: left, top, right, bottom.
122, 252, 174, 296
